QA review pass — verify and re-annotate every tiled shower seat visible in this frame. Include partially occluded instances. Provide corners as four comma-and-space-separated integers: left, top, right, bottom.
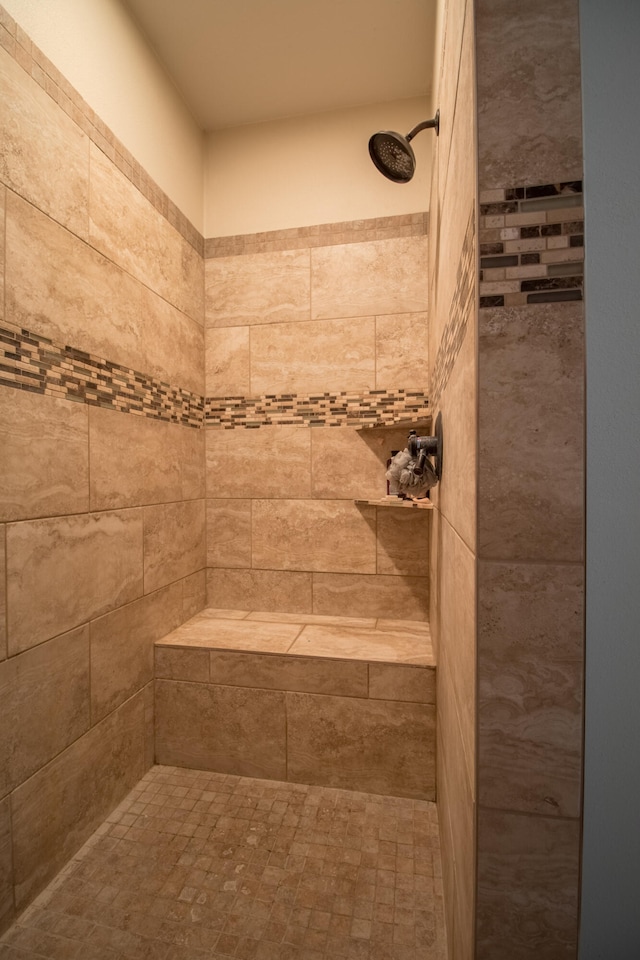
155, 609, 436, 801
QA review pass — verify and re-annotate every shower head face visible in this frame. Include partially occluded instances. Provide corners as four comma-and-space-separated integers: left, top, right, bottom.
368, 130, 416, 183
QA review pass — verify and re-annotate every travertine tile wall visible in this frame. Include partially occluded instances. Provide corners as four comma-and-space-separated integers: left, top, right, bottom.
475, 0, 585, 957
0, 10, 205, 932
204, 228, 432, 620
427, 0, 478, 956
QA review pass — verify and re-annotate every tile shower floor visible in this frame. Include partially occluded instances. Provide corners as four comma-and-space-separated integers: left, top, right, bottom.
1, 766, 446, 960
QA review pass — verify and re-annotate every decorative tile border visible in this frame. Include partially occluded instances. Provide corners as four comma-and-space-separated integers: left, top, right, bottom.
0, 325, 204, 427
205, 213, 429, 258
430, 208, 476, 407
479, 181, 584, 308
0, 4, 203, 256
204, 388, 429, 429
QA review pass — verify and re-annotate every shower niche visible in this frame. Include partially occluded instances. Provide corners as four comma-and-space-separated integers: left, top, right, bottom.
354, 413, 441, 510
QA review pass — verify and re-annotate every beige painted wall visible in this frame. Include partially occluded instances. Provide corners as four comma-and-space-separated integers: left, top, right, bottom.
204, 97, 433, 236
2, 0, 205, 230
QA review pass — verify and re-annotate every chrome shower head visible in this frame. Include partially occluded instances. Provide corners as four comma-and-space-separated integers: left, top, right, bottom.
368, 111, 440, 183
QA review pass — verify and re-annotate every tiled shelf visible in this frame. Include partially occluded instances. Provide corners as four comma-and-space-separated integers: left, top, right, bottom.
355, 497, 434, 510
355, 417, 431, 431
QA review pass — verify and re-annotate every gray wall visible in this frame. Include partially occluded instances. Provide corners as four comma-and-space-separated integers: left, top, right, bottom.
579, 1, 640, 955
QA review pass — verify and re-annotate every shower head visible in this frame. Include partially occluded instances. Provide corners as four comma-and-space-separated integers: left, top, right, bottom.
368, 111, 440, 183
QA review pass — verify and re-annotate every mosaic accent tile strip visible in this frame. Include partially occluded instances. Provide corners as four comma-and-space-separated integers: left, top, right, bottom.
205, 389, 430, 429
205, 213, 429, 258
430, 208, 476, 408
0, 325, 204, 428
0, 4, 203, 256
479, 180, 584, 308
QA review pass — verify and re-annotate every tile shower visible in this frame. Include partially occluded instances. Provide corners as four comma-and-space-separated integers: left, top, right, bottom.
0, 1, 587, 959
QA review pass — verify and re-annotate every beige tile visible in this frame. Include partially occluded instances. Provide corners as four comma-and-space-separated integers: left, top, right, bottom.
311, 237, 428, 320
478, 560, 583, 818
290, 624, 433, 664
143, 500, 206, 594
4, 193, 203, 395
377, 618, 431, 633
312, 573, 429, 621
11, 693, 146, 911
91, 407, 204, 510
207, 568, 313, 614
155, 679, 287, 779
90, 582, 183, 723
7, 510, 144, 654
89, 144, 204, 323
0, 383, 89, 523
159, 617, 302, 653
89, 406, 181, 511
207, 499, 251, 568
250, 317, 375, 395
476, 0, 583, 188
0, 626, 90, 797
0, 46, 89, 237
376, 507, 430, 576
209, 651, 368, 697
155, 646, 210, 683
252, 499, 376, 574
287, 693, 435, 799
0, 525, 6, 661
369, 663, 435, 703
192, 607, 250, 620
205, 326, 250, 396
247, 611, 376, 628
181, 569, 207, 621
375, 312, 429, 390
143, 680, 154, 771
206, 425, 311, 499
311, 425, 410, 501
0, 186, 5, 319
205, 249, 310, 328
478, 303, 584, 561
476, 807, 581, 959
0, 796, 13, 934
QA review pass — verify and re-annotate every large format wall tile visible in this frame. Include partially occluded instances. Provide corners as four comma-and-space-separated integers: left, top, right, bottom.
478, 560, 583, 818
476, 0, 583, 189
11, 693, 146, 912
250, 317, 375, 395
6, 191, 204, 391
252, 499, 376, 574
0, 47, 89, 237
311, 237, 428, 320
7, 510, 143, 654
0, 526, 6, 661
206, 499, 251, 568
182, 569, 207, 621
90, 582, 183, 723
206, 426, 311, 499
478, 303, 584, 561
0, 626, 90, 796
0, 186, 5, 319
375, 312, 429, 390
312, 572, 429, 621
89, 145, 203, 324
287, 692, 435, 799
476, 808, 581, 959
0, 390, 89, 522
205, 326, 250, 396
205, 249, 310, 328
143, 500, 206, 594
376, 508, 430, 577
207, 568, 313, 614
0, 797, 13, 934
155, 679, 287, 779
208, 651, 368, 698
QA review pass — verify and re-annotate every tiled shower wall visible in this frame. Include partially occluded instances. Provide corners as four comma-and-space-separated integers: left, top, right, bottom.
427, 0, 478, 956
204, 227, 432, 620
0, 12, 206, 932
475, 0, 585, 957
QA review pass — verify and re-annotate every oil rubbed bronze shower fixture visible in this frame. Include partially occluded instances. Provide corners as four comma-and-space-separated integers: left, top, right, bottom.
368, 111, 440, 183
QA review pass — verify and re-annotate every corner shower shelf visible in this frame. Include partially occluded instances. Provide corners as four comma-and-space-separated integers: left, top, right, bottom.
355, 497, 434, 510
355, 417, 431, 431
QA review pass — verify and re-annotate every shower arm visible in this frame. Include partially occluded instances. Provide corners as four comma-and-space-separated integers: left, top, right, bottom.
406, 111, 440, 142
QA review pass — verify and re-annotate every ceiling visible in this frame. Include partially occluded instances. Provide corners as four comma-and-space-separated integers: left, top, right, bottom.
121, 0, 437, 131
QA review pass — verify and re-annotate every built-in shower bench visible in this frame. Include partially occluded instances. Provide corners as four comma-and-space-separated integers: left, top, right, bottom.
154, 609, 436, 800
